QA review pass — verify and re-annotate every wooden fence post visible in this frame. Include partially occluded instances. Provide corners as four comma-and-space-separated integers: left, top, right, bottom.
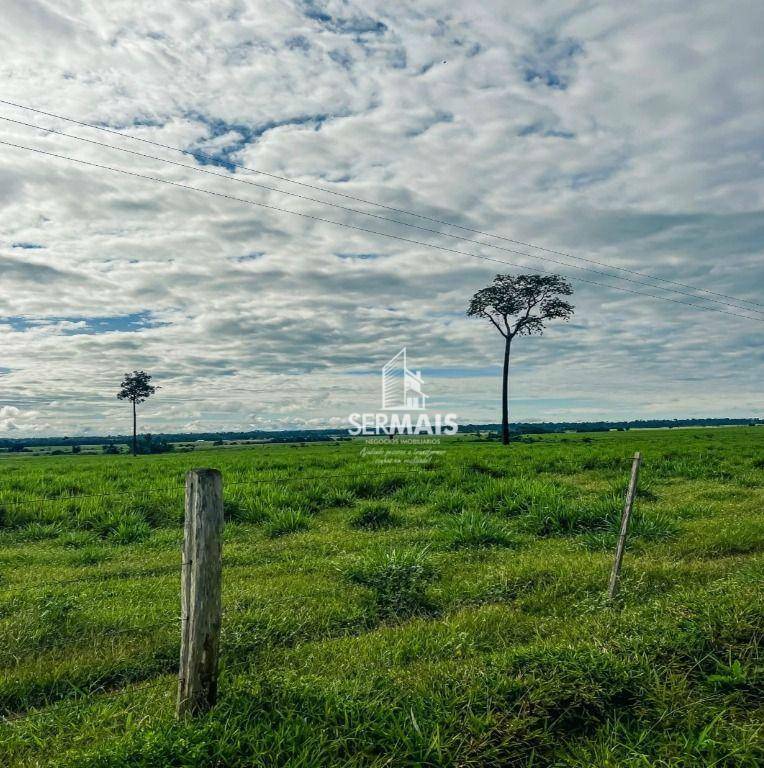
607, 452, 642, 601
177, 468, 223, 717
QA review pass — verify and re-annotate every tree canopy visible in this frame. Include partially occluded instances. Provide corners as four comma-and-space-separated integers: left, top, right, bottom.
117, 370, 157, 404
467, 274, 574, 339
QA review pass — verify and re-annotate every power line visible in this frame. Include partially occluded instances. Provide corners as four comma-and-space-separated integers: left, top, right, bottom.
1, 98, 760, 311
2, 138, 762, 324
3, 113, 762, 316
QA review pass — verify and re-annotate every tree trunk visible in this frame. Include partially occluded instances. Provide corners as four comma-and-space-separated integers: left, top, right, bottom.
132, 400, 137, 457
501, 335, 511, 445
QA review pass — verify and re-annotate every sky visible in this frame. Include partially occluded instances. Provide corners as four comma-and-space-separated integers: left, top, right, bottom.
0, 0, 762, 437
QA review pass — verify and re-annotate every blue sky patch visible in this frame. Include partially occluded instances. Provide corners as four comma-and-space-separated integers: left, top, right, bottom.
336, 253, 378, 260
233, 252, 265, 262
302, 0, 386, 36
521, 35, 583, 91
523, 68, 566, 89
285, 35, 310, 52
406, 111, 454, 138
98, 115, 166, 131
518, 122, 575, 139
329, 49, 354, 69
189, 112, 336, 171
1, 311, 165, 335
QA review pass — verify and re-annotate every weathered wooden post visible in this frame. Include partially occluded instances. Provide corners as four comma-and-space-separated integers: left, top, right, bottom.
607, 452, 642, 601
177, 468, 223, 717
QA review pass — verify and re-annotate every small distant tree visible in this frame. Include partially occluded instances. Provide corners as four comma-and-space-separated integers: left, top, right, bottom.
467, 274, 574, 445
117, 371, 157, 457
136, 433, 174, 455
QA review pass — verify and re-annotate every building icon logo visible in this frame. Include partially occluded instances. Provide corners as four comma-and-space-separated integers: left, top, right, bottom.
382, 348, 427, 410
347, 345, 457, 436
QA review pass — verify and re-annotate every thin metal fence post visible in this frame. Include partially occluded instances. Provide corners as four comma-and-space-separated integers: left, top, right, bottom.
607, 452, 642, 601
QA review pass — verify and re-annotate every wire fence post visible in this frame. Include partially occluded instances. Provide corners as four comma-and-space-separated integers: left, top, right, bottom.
177, 468, 223, 717
607, 452, 642, 601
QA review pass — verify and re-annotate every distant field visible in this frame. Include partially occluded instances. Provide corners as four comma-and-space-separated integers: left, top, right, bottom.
0, 437, 278, 457
0, 428, 762, 766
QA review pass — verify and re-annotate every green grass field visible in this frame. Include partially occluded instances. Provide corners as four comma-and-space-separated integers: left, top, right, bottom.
0, 427, 762, 766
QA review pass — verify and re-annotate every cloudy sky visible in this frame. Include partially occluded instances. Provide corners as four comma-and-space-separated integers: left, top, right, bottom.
0, 0, 762, 436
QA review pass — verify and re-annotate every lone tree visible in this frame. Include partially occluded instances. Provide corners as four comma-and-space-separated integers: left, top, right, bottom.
117, 370, 157, 456
467, 274, 574, 445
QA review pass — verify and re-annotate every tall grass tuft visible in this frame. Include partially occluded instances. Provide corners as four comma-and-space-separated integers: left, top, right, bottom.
446, 511, 516, 549
629, 508, 678, 540
350, 474, 409, 500
392, 479, 440, 505
265, 508, 310, 538
32, 594, 83, 649
466, 460, 505, 477
121, 496, 178, 527
58, 530, 100, 549
349, 502, 401, 530
346, 547, 438, 619
108, 516, 151, 545
430, 489, 468, 515
523, 491, 622, 535
323, 486, 356, 508
225, 494, 270, 524
524, 490, 677, 540
470, 476, 570, 518
17, 522, 61, 541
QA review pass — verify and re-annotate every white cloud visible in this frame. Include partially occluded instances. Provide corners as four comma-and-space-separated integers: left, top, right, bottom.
0, 404, 50, 432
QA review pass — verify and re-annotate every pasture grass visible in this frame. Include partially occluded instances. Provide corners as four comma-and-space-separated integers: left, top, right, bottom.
348, 501, 401, 530
445, 510, 517, 549
0, 426, 762, 766
264, 508, 310, 538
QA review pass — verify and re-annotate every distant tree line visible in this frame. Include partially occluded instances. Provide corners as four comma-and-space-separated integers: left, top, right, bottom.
1, 418, 761, 453
457, 418, 764, 435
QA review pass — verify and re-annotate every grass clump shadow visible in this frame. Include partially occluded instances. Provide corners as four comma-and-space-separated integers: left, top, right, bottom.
349, 501, 401, 531
67, 545, 111, 566
264, 508, 310, 538
58, 530, 100, 549
120, 496, 178, 528
297, 481, 357, 513
345, 547, 438, 620
349, 474, 409, 500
